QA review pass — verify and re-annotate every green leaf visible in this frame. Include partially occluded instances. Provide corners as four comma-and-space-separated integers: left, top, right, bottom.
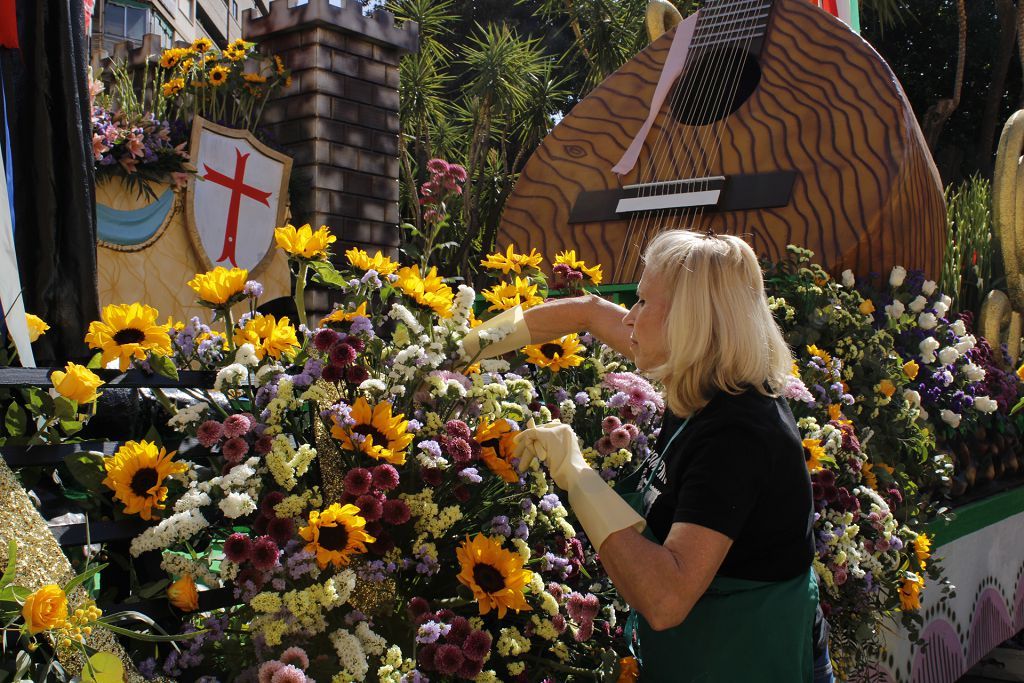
86, 351, 104, 369
4, 403, 26, 438
63, 563, 107, 595
135, 578, 170, 599
0, 541, 15, 589
0, 585, 31, 603
308, 260, 348, 288
82, 652, 125, 683
60, 420, 84, 436
65, 451, 107, 492
150, 353, 179, 381
53, 396, 77, 421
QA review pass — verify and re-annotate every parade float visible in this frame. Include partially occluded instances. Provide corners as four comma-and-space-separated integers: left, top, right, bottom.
0, 0, 1022, 681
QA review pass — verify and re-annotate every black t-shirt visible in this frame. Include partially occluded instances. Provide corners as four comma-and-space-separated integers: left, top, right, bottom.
636, 388, 815, 582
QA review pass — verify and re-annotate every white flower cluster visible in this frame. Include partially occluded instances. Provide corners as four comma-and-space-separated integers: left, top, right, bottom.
388, 303, 423, 336
267, 435, 317, 491
167, 401, 209, 429
130, 509, 209, 556
389, 345, 428, 384
330, 629, 369, 681
448, 285, 476, 330
355, 621, 387, 656
234, 343, 260, 367
214, 363, 249, 391
161, 551, 220, 587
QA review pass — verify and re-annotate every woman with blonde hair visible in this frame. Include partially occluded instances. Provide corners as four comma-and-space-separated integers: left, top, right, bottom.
462, 230, 829, 681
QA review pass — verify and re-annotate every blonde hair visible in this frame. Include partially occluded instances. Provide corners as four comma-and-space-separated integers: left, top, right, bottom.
641, 230, 793, 417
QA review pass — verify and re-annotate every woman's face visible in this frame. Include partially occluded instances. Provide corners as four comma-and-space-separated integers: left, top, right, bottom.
623, 268, 671, 371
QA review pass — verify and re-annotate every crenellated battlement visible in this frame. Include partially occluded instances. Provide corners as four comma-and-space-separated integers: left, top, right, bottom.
244, 0, 418, 53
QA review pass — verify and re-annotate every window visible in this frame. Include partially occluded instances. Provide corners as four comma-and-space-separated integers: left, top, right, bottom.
103, 1, 149, 44
151, 11, 173, 48
232, 0, 238, 18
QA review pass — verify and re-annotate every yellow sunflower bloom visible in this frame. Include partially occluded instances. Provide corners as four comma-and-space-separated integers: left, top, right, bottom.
209, 65, 230, 87
331, 397, 414, 465
475, 417, 520, 483
914, 533, 932, 569
223, 45, 246, 62
84, 303, 172, 371
480, 244, 543, 275
179, 57, 195, 73
187, 267, 249, 306
161, 78, 185, 97
50, 362, 104, 405
274, 223, 336, 260
299, 503, 375, 569
274, 55, 286, 75
481, 277, 543, 312
553, 249, 603, 286
243, 72, 268, 84
191, 37, 212, 53
233, 314, 300, 360
802, 438, 826, 473
861, 462, 878, 490
25, 313, 49, 342
320, 301, 369, 325
899, 573, 924, 611
523, 334, 584, 372
456, 534, 533, 618
345, 247, 399, 276
806, 344, 832, 366
395, 265, 454, 318
159, 48, 189, 69
229, 38, 247, 52
102, 441, 187, 521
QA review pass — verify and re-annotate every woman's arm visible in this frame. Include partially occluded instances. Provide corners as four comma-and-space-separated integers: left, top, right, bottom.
523, 294, 634, 359
598, 523, 733, 631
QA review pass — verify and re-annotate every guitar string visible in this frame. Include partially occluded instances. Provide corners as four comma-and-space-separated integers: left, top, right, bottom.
625, 0, 759, 280
688, 0, 768, 242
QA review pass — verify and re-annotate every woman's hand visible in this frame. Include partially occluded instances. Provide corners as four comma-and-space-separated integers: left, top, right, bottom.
512, 420, 588, 490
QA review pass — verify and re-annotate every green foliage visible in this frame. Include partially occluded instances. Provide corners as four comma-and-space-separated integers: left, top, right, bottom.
941, 176, 995, 316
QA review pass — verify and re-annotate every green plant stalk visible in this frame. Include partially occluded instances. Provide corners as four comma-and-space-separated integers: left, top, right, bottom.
294, 262, 309, 328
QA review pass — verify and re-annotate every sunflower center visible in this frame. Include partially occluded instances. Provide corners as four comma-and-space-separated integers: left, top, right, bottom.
539, 343, 564, 359
130, 467, 159, 497
317, 523, 350, 551
472, 563, 506, 594
113, 328, 147, 345
353, 424, 388, 446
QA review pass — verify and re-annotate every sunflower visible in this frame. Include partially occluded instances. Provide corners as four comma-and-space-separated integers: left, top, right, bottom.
523, 334, 584, 372
805, 344, 832, 366
475, 417, 519, 483
320, 301, 369, 325
861, 462, 878, 490
914, 533, 932, 569
456, 534, 532, 618
345, 247, 399, 276
161, 78, 185, 97
25, 313, 49, 342
229, 38, 247, 52
898, 573, 924, 611
243, 72, 268, 84
481, 277, 544, 312
274, 223, 336, 260
395, 265, 454, 318
480, 244, 543, 275
233, 314, 300, 360
102, 441, 187, 521
209, 65, 231, 87
85, 303, 172, 371
299, 503, 375, 569
802, 438, 826, 473
191, 37, 212, 53
331, 397, 414, 465
274, 55, 286, 75
187, 267, 249, 306
553, 250, 602, 285
159, 48, 189, 69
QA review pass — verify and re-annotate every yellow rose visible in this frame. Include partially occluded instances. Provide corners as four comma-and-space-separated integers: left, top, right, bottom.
858, 299, 876, 315
22, 584, 68, 634
904, 359, 920, 381
167, 574, 198, 612
187, 267, 249, 306
50, 362, 104, 405
876, 379, 896, 399
25, 314, 49, 342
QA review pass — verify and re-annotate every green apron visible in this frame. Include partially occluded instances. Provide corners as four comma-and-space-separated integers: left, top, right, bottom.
617, 419, 819, 682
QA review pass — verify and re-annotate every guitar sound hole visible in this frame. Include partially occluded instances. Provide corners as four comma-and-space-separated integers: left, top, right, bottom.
668, 47, 761, 126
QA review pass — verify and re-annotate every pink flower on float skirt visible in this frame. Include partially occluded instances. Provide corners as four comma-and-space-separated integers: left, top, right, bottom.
223, 532, 253, 562
197, 420, 224, 447
254, 434, 274, 455
222, 437, 250, 463
251, 536, 280, 570
603, 372, 665, 412
448, 164, 467, 182
595, 435, 615, 456
313, 328, 339, 352
223, 414, 252, 439
433, 644, 464, 675
462, 629, 491, 661
258, 661, 284, 683
372, 464, 400, 491
445, 420, 471, 440
260, 491, 285, 517
426, 158, 449, 174
601, 416, 622, 434
382, 498, 411, 525
267, 516, 296, 546
269, 664, 306, 683
609, 427, 632, 449
355, 494, 383, 521
344, 468, 373, 496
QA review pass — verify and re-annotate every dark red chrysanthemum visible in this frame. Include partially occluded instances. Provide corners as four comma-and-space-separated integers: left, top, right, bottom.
433, 644, 464, 675
381, 499, 411, 525
344, 468, 373, 496
224, 532, 253, 563
371, 464, 400, 491
251, 536, 280, 570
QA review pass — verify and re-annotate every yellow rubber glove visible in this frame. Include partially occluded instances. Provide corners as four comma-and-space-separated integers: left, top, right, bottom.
514, 420, 645, 551
459, 305, 533, 363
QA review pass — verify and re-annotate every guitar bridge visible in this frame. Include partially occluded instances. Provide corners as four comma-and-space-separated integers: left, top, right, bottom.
568, 170, 796, 223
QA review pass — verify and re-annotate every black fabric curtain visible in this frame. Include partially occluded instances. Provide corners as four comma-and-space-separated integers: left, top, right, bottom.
0, 0, 99, 364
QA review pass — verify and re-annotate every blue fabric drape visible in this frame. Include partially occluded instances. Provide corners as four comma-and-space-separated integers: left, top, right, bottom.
96, 188, 173, 246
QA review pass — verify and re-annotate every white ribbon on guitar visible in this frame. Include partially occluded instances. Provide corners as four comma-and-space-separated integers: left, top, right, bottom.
612, 11, 700, 177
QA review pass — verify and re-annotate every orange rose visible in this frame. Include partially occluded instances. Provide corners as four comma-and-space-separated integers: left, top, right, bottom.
167, 574, 198, 612
617, 656, 640, 683
22, 584, 68, 634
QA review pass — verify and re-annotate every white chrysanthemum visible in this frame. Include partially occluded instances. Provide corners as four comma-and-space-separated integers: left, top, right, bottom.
234, 343, 259, 367
214, 363, 248, 391
219, 491, 256, 519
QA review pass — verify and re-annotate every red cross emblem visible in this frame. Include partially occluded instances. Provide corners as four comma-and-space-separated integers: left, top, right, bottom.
202, 148, 273, 267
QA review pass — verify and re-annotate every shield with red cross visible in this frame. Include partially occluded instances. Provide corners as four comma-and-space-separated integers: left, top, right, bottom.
185, 117, 292, 276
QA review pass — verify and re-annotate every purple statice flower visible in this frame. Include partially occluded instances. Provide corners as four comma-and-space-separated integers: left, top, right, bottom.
344, 610, 368, 626
418, 440, 443, 459
414, 544, 440, 576
607, 392, 628, 409
489, 515, 512, 537
361, 269, 382, 288
407, 419, 422, 432
514, 521, 529, 540
243, 280, 264, 299
539, 493, 562, 513
416, 620, 450, 644
349, 315, 375, 338
458, 467, 482, 484
323, 400, 354, 428
574, 391, 590, 405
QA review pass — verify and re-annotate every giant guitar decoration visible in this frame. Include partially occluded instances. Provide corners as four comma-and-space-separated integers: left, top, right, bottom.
498, 0, 945, 283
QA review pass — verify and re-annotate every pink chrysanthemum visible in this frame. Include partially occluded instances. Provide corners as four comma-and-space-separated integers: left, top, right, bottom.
382, 498, 411, 525
258, 661, 284, 683
223, 413, 252, 439
224, 532, 253, 563
371, 464, 400, 491
197, 420, 224, 447
609, 427, 632, 449
270, 664, 306, 683
355, 493, 383, 521
279, 647, 309, 670
433, 644, 464, 675
462, 630, 491, 661
251, 536, 280, 571
602, 372, 665, 412
222, 436, 250, 463
344, 468, 373, 496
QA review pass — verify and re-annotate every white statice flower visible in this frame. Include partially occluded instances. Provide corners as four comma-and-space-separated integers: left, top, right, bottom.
480, 359, 510, 374
975, 396, 999, 413
951, 319, 967, 336
918, 312, 937, 330
841, 270, 855, 288
904, 389, 921, 407
392, 324, 411, 348
889, 266, 907, 287
908, 295, 928, 313
214, 363, 248, 391
219, 491, 256, 519
130, 509, 209, 556
449, 285, 476, 328
358, 379, 387, 394
963, 362, 986, 382
884, 300, 905, 319
937, 346, 960, 366
234, 343, 259, 367
355, 621, 387, 656
922, 280, 937, 295
388, 303, 423, 335
256, 362, 284, 384
919, 337, 940, 364
331, 629, 369, 681
167, 401, 209, 429
174, 487, 212, 513
940, 409, 962, 428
